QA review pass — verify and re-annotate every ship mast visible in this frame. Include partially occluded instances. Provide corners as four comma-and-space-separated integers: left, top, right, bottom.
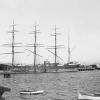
8, 20, 24, 69
2, 20, 23, 70
27, 23, 42, 72
48, 25, 63, 72
34, 24, 37, 72
54, 25, 57, 71
68, 32, 70, 63
12, 20, 15, 68
51, 25, 58, 71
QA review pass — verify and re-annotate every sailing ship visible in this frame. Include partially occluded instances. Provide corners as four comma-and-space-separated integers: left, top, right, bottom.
1, 22, 80, 73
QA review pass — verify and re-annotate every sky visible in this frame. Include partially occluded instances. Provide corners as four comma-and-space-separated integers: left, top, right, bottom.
0, 0, 100, 65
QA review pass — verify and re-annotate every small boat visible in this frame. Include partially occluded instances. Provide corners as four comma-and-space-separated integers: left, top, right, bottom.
78, 92, 100, 100
20, 90, 44, 95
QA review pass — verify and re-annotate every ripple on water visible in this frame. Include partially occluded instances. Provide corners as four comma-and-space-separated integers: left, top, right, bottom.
0, 70, 100, 100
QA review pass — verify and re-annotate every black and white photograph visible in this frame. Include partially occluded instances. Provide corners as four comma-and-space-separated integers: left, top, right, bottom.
0, 0, 100, 100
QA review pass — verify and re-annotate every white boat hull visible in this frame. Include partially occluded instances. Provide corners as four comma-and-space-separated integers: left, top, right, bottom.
78, 92, 100, 100
20, 90, 44, 95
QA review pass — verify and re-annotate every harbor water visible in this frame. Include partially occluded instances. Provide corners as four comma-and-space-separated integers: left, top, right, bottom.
0, 70, 100, 100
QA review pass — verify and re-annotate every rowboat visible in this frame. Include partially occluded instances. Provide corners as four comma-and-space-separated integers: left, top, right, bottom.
20, 90, 44, 95
78, 92, 100, 100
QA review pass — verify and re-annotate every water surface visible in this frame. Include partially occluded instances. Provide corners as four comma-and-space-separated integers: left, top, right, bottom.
0, 70, 100, 100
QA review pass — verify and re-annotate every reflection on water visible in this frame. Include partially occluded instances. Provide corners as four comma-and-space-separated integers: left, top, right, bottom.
0, 70, 100, 100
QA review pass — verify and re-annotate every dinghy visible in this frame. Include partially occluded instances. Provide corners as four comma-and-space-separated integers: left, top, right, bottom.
20, 90, 44, 95
78, 92, 100, 100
